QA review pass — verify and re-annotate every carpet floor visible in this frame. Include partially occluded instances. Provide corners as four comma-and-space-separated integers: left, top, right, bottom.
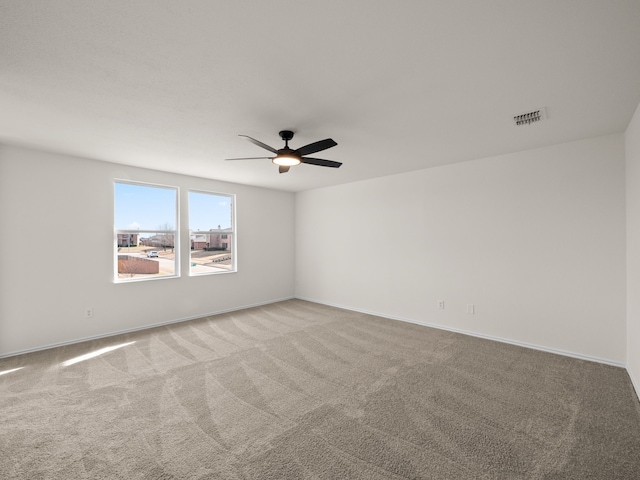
1, 299, 639, 479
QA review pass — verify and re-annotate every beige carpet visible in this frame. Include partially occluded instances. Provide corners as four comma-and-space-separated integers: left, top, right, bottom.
1, 299, 639, 479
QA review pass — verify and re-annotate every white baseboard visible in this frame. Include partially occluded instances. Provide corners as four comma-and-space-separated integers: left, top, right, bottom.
0, 296, 295, 359
295, 296, 626, 368
6, 295, 638, 405
628, 366, 640, 404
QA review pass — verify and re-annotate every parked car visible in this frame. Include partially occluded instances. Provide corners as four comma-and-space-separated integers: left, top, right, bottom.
147, 251, 159, 258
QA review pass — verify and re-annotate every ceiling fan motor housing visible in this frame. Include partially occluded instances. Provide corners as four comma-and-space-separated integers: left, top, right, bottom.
277, 146, 299, 157
276, 131, 301, 163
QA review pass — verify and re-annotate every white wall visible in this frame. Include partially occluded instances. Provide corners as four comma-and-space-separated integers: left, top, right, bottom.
1, 133, 631, 367
626, 103, 640, 394
296, 135, 627, 364
0, 144, 295, 356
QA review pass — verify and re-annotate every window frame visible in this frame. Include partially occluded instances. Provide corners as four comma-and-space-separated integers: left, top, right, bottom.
188, 189, 236, 276
114, 180, 180, 283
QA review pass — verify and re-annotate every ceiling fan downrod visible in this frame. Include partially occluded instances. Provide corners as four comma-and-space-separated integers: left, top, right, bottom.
279, 130, 294, 148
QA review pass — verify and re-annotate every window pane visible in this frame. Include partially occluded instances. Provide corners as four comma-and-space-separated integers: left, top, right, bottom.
115, 182, 177, 231
115, 181, 178, 282
189, 191, 235, 275
117, 233, 176, 279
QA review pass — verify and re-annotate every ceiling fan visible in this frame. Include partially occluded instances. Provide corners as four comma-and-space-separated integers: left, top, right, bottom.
226, 130, 342, 174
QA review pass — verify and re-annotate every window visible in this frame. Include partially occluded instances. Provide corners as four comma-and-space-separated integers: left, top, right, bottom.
189, 190, 235, 275
114, 181, 178, 281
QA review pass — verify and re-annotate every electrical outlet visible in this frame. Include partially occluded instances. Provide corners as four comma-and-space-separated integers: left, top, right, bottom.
85, 308, 94, 319
467, 304, 475, 314
438, 300, 445, 309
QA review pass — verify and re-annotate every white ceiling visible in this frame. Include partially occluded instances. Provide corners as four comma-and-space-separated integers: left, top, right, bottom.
1, 1, 640, 192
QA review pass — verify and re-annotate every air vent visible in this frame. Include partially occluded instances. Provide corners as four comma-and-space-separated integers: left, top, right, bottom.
514, 108, 546, 126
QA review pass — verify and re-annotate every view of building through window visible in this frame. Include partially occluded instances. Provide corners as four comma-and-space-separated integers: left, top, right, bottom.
114, 181, 178, 281
114, 182, 235, 281
188, 190, 235, 275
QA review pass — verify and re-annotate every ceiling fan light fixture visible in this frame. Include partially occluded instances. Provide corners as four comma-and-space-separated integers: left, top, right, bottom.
272, 154, 301, 167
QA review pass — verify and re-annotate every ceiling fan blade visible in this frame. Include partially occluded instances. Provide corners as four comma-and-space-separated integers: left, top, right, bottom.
279, 165, 290, 174
238, 135, 278, 154
225, 156, 273, 161
301, 157, 342, 168
296, 138, 337, 156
